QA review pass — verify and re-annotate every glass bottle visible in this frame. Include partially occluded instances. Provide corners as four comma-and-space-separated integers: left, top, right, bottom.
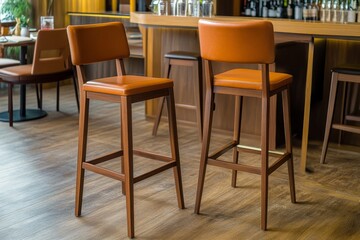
262, 0, 269, 17
170, 0, 177, 16
158, 0, 168, 15
294, 0, 304, 19
332, 0, 340, 21
193, 0, 201, 17
176, 0, 187, 16
347, 0, 357, 22
287, 0, 295, 18
202, 0, 214, 17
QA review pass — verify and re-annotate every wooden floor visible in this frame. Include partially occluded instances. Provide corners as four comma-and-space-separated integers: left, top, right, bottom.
0, 84, 359, 239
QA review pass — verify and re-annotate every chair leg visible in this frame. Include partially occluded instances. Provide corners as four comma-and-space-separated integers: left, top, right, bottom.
231, 96, 243, 188
152, 97, 166, 136
260, 95, 270, 230
152, 61, 172, 136
166, 88, 185, 209
194, 60, 203, 142
56, 81, 60, 111
282, 87, 296, 203
121, 96, 135, 238
320, 72, 339, 164
8, 83, 13, 127
35, 84, 43, 110
72, 76, 80, 112
75, 91, 89, 217
194, 90, 215, 214
120, 110, 126, 196
338, 81, 348, 144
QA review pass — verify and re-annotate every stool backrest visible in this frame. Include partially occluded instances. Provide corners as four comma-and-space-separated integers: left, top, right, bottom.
32, 28, 71, 75
198, 20, 275, 64
67, 22, 129, 66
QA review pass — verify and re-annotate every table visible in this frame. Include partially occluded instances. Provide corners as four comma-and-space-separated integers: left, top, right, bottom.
130, 13, 360, 172
0, 36, 47, 123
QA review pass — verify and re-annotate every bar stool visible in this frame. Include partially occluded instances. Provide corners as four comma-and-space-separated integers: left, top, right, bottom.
67, 22, 185, 238
195, 20, 296, 230
152, 51, 203, 142
320, 65, 360, 164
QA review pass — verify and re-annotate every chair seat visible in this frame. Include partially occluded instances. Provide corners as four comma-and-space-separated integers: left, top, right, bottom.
0, 58, 20, 68
0, 64, 73, 84
84, 75, 173, 96
165, 51, 201, 61
332, 65, 360, 75
214, 68, 292, 91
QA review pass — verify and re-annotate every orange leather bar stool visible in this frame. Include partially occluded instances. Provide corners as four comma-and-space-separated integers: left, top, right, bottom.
152, 51, 203, 142
67, 22, 184, 238
194, 20, 296, 230
320, 65, 360, 164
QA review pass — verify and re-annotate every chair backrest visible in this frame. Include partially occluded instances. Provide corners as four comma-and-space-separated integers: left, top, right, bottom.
198, 20, 275, 64
66, 22, 130, 66
32, 28, 71, 75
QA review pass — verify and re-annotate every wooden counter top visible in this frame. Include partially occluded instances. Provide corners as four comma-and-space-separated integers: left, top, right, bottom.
131, 12, 360, 39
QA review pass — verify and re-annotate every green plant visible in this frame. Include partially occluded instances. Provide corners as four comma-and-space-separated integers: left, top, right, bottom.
1, 0, 32, 26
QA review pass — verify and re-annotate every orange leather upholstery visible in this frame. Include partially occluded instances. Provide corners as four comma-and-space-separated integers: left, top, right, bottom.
198, 20, 275, 64
67, 22, 130, 65
83, 75, 173, 96
214, 69, 292, 91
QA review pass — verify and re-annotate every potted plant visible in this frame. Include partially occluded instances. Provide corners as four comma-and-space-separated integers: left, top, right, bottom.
1, 0, 32, 36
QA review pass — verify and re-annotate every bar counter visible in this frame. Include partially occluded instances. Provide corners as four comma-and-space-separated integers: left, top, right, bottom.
130, 12, 360, 172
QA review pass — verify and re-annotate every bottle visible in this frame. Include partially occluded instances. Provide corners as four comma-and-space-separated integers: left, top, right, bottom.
202, 0, 214, 17
303, 0, 310, 20
245, 0, 252, 15
261, 0, 268, 17
276, 0, 284, 17
269, 0, 277, 17
310, 0, 319, 20
187, 0, 194, 16
332, 0, 340, 21
294, 0, 303, 19
287, 0, 295, 18
325, 0, 332, 21
347, 0, 357, 22
158, 0, 168, 15
193, 0, 201, 17
176, 0, 187, 16
170, 0, 177, 16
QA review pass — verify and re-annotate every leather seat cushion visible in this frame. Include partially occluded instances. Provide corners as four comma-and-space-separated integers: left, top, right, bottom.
84, 75, 173, 96
214, 68, 292, 91
0, 58, 20, 68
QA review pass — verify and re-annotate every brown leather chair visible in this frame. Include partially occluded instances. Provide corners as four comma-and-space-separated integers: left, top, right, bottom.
152, 51, 203, 142
67, 22, 184, 238
194, 20, 296, 230
0, 28, 78, 126
320, 65, 360, 164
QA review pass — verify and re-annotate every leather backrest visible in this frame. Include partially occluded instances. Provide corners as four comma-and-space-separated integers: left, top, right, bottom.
198, 20, 275, 64
66, 22, 129, 65
32, 28, 71, 75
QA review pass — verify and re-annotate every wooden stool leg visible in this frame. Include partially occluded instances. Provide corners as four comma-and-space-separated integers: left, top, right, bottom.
121, 96, 135, 238
120, 114, 126, 196
36, 84, 41, 109
231, 96, 243, 188
320, 72, 339, 164
8, 83, 13, 127
282, 87, 296, 203
166, 88, 185, 209
73, 75, 80, 112
194, 89, 215, 214
75, 92, 89, 217
260, 95, 270, 230
194, 60, 203, 142
56, 81, 60, 111
152, 61, 172, 136
338, 81, 348, 144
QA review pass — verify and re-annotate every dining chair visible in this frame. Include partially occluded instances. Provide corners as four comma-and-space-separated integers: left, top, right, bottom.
194, 19, 296, 230
0, 28, 78, 126
67, 22, 184, 238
